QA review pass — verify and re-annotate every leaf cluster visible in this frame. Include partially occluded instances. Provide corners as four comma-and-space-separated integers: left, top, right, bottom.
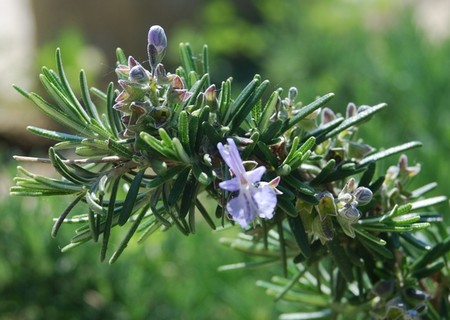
10, 33, 450, 319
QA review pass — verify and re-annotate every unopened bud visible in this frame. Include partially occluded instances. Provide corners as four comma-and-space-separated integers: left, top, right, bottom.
321, 107, 336, 124
288, 86, 298, 101
353, 187, 373, 205
346, 102, 357, 118
147, 25, 167, 70
204, 84, 217, 103
338, 204, 360, 221
129, 65, 150, 84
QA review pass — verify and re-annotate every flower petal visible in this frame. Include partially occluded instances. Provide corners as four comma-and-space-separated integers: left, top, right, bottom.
253, 186, 277, 219
217, 139, 246, 178
219, 177, 240, 192
246, 166, 266, 184
227, 192, 257, 228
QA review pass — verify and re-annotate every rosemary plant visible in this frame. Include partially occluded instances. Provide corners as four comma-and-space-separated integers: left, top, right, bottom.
10, 25, 450, 319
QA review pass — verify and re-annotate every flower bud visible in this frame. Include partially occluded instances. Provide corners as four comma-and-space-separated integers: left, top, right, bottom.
346, 102, 357, 118
353, 187, 373, 205
204, 84, 217, 103
321, 107, 336, 124
288, 86, 298, 101
338, 203, 360, 221
129, 65, 150, 84
147, 25, 167, 70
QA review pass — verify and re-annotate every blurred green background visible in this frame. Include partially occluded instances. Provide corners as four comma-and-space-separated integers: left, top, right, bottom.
1, 0, 449, 319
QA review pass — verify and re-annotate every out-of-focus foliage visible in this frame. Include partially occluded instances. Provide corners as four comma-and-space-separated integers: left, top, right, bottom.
0, 161, 276, 320
36, 27, 105, 96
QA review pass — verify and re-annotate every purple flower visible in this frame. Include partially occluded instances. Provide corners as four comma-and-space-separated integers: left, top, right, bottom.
217, 138, 278, 228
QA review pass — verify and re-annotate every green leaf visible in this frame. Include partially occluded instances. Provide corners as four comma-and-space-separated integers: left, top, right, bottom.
179, 42, 197, 77
358, 162, 376, 187
400, 233, 431, 251
28, 92, 91, 135
411, 235, 450, 272
309, 117, 345, 144
116, 47, 127, 65
256, 141, 278, 167
279, 309, 333, 320
354, 227, 386, 246
281, 136, 300, 166
179, 176, 198, 219
195, 199, 216, 230
191, 162, 212, 185
327, 239, 354, 282
55, 49, 90, 120
202, 122, 222, 146
79, 69, 102, 124
188, 114, 199, 152
282, 175, 316, 196
118, 169, 146, 226
410, 182, 438, 198
16, 167, 83, 193
218, 78, 232, 119
39, 71, 87, 123
180, 73, 209, 110
412, 261, 445, 279
297, 136, 316, 154
110, 203, 150, 263
105, 138, 133, 159
258, 89, 280, 130
178, 110, 191, 152
287, 216, 311, 258
51, 193, 85, 237
324, 102, 387, 139
223, 77, 258, 124
138, 131, 178, 159
49, 148, 91, 184
282, 93, 334, 132
218, 258, 279, 271
310, 159, 336, 186
100, 176, 121, 262
201, 45, 210, 85
260, 119, 283, 143
409, 196, 448, 210
146, 165, 187, 189
358, 141, 423, 166
167, 167, 191, 206
105, 82, 121, 138
229, 79, 269, 133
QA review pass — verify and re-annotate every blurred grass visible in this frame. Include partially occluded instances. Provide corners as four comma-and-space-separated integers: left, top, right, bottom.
0, 160, 278, 319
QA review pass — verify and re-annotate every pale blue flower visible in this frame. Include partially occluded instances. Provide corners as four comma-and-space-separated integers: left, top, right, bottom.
217, 138, 278, 228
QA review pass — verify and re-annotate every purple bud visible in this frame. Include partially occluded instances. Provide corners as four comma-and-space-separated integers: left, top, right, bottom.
353, 187, 373, 205
321, 107, 336, 124
204, 84, 217, 102
148, 25, 167, 70
129, 65, 150, 84
148, 25, 167, 53
346, 102, 357, 118
338, 204, 360, 221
